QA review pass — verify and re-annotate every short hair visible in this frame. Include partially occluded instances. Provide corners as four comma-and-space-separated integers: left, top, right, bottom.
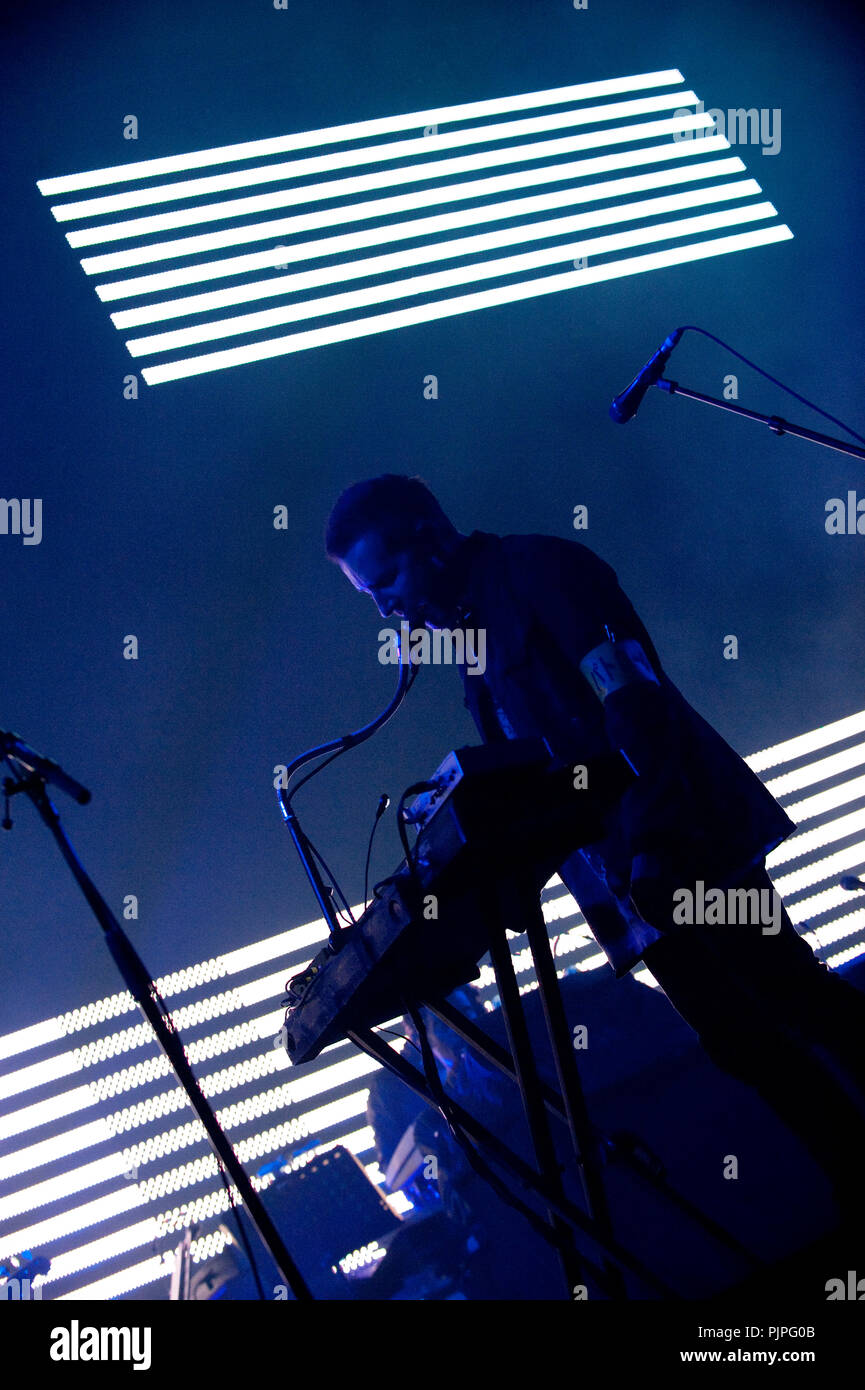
325, 473, 451, 559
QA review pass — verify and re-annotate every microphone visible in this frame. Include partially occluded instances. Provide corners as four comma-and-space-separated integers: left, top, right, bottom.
840, 875, 865, 891
609, 327, 684, 424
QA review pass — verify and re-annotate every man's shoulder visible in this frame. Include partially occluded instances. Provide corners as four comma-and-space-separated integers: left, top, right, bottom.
495, 530, 619, 583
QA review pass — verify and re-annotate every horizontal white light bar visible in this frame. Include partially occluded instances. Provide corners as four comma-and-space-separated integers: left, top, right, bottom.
95, 137, 737, 301
802, 908, 865, 951
2, 1185, 146, 1257
220, 921, 329, 975
766, 807, 865, 867
142, 224, 792, 385
765, 742, 865, 799
788, 882, 865, 925
0, 1148, 145, 1223
826, 940, 865, 970
56, 1253, 169, 1302
37, 70, 685, 194
124, 184, 763, 356
0, 1116, 128, 1183
773, 840, 865, 898
0, 1084, 103, 1143
784, 773, 865, 824
47, 1215, 164, 1282
747, 710, 865, 774
0, 1018, 65, 1063
0, 1050, 82, 1102
112, 158, 748, 329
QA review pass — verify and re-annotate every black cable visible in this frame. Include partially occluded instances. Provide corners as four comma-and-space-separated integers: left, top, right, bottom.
677, 325, 865, 445
281, 746, 345, 806
376, 1027, 423, 1056
280, 666, 421, 928
306, 839, 356, 927
282, 665, 420, 808
363, 795, 390, 911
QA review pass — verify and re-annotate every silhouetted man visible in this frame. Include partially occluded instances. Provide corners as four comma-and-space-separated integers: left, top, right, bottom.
326, 473, 865, 1229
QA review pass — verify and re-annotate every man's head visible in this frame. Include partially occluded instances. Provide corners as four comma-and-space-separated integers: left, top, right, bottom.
325, 474, 465, 628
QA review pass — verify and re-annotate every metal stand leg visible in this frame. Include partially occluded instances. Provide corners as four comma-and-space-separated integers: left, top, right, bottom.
484, 900, 588, 1296
520, 887, 627, 1298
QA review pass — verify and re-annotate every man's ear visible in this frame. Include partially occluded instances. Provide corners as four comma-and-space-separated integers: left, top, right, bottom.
411, 517, 445, 556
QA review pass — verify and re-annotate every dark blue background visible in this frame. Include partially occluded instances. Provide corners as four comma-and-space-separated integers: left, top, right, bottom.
3, 0, 863, 1025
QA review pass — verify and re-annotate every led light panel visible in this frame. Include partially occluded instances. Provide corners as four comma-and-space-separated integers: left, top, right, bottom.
35, 70, 793, 385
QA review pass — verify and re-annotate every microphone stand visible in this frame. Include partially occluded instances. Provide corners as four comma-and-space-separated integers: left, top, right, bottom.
654, 378, 865, 461
1, 730, 313, 1303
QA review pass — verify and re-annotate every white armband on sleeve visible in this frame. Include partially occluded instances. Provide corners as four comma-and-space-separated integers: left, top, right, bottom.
578, 637, 660, 704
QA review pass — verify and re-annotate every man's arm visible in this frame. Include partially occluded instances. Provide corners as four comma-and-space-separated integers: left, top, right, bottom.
506, 534, 687, 852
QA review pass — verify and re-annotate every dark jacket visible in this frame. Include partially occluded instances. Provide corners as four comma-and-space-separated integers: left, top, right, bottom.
455, 530, 795, 976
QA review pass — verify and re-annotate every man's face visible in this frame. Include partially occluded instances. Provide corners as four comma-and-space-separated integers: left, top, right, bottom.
338, 527, 456, 628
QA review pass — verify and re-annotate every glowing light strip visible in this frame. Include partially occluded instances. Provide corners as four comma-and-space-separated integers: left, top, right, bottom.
746, 710, 865, 773
142, 225, 792, 385
112, 158, 747, 328
220, 921, 328, 975
46, 1216, 164, 1281
0, 1150, 149, 1222
764, 743, 865, 799
125, 186, 764, 356
783, 773, 865, 823
766, 807, 865, 867
61, 94, 705, 241
37, 69, 685, 192
0, 1117, 128, 1182
0, 1085, 103, 1143
802, 908, 865, 952
0, 1051, 82, 1102
826, 940, 865, 970
0, 1018, 64, 1063
95, 138, 738, 301
55, 1253, 169, 1302
772, 839, 865, 898
787, 882, 865, 925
